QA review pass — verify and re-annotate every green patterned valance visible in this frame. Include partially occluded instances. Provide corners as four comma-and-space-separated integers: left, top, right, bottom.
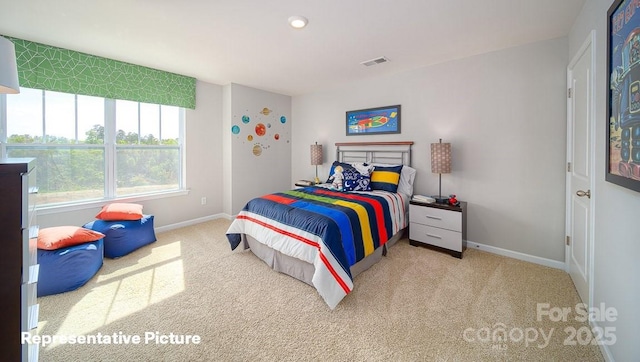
3, 36, 196, 109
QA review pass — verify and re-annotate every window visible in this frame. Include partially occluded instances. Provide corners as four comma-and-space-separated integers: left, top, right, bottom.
113, 100, 181, 197
1, 88, 184, 207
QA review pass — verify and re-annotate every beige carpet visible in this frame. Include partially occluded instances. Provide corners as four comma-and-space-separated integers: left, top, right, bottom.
36, 219, 603, 361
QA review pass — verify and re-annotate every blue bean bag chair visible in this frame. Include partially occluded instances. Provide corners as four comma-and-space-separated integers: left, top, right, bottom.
37, 238, 104, 297
83, 215, 156, 258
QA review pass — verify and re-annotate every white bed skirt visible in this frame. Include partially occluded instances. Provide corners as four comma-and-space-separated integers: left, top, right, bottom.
241, 229, 406, 286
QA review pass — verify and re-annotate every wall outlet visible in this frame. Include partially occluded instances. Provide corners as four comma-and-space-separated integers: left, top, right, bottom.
201, 197, 206, 205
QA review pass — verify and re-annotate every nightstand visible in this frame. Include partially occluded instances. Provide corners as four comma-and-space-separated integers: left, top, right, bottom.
409, 200, 467, 258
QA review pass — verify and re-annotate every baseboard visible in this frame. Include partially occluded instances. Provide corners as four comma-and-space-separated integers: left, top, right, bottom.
155, 213, 231, 233
598, 341, 614, 362
464, 240, 566, 270
590, 320, 615, 362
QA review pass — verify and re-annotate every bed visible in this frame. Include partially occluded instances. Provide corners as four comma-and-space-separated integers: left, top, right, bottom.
226, 141, 415, 309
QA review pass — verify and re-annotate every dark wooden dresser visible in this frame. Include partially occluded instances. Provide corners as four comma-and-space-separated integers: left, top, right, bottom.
0, 158, 39, 361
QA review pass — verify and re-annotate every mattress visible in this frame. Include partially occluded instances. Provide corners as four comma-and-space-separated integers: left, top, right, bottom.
37, 238, 104, 297
226, 186, 407, 309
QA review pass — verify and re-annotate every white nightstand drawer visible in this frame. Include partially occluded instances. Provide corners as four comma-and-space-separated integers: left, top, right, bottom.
409, 223, 462, 252
410, 204, 461, 232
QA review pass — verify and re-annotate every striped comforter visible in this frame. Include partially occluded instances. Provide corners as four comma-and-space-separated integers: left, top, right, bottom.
226, 186, 407, 309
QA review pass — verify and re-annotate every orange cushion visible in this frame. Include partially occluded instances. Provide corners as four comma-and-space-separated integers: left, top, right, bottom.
37, 226, 105, 250
96, 203, 143, 221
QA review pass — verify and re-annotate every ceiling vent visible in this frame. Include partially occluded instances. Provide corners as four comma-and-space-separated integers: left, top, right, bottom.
361, 56, 389, 67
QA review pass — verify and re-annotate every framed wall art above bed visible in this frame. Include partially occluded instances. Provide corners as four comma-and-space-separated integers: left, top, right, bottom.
346, 105, 401, 136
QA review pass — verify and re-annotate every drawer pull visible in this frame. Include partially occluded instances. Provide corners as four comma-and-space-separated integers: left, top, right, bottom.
425, 233, 442, 239
426, 215, 442, 220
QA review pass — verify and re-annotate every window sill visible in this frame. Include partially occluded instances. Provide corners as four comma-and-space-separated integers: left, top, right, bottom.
36, 189, 190, 216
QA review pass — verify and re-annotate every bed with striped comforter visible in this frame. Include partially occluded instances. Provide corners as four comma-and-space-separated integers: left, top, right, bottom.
226, 186, 407, 309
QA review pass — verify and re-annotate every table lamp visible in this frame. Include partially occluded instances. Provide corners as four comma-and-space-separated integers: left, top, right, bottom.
310, 142, 323, 184
430, 138, 451, 204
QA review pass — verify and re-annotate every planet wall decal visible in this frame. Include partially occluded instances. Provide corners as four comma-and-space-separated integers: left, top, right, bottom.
255, 123, 266, 137
252, 144, 262, 156
280, 116, 287, 124
242, 115, 250, 124
260, 108, 272, 116
231, 125, 240, 134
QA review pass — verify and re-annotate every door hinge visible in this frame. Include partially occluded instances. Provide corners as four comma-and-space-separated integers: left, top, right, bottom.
568, 88, 572, 98
566, 236, 570, 246
567, 162, 571, 172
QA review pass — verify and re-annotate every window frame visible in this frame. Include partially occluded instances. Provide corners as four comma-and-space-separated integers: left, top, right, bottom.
0, 89, 188, 213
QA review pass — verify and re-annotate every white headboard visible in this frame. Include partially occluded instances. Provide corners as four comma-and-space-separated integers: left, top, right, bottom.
335, 141, 414, 166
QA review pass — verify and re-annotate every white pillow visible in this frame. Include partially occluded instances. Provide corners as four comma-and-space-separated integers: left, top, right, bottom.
398, 165, 416, 197
352, 162, 416, 196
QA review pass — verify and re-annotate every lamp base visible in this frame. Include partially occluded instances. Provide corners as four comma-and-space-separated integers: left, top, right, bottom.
314, 177, 321, 185
430, 195, 449, 204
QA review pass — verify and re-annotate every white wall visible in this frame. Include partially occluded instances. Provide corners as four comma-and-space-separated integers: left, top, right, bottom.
38, 80, 224, 228
224, 83, 292, 214
569, 1, 640, 360
292, 37, 569, 262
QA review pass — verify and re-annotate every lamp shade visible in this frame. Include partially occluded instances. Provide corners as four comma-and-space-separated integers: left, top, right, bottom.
0, 36, 20, 94
310, 143, 323, 166
430, 140, 451, 174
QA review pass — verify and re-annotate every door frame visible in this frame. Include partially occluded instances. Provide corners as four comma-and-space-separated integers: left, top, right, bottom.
565, 30, 596, 306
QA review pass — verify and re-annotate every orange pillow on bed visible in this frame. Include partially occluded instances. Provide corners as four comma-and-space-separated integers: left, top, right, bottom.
96, 203, 144, 221
37, 226, 105, 250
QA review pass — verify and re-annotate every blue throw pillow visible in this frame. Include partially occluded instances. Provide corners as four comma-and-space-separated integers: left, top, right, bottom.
326, 161, 355, 183
370, 165, 403, 192
342, 168, 372, 191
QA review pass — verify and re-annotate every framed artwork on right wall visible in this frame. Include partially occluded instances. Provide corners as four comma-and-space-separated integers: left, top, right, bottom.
607, 0, 640, 193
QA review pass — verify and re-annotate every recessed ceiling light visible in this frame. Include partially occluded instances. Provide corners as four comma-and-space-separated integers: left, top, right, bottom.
288, 15, 308, 29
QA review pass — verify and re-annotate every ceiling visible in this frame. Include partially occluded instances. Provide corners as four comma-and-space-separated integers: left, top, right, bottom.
0, 0, 585, 97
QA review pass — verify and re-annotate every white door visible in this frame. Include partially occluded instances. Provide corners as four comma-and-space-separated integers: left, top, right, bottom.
566, 31, 595, 306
